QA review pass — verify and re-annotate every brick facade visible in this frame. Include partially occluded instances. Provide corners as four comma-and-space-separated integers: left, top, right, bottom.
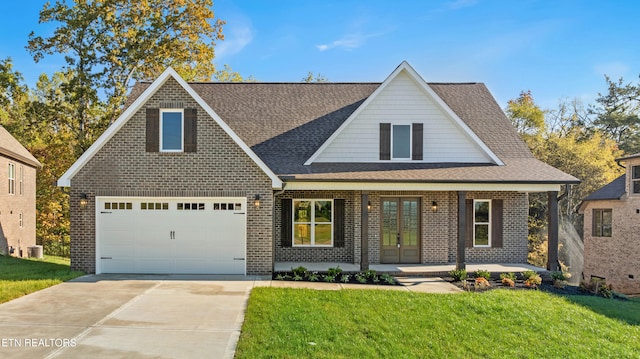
0, 155, 37, 257
275, 190, 529, 266
583, 159, 640, 294
70, 78, 273, 275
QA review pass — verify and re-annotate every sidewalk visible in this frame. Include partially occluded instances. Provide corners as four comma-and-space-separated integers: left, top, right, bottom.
262, 276, 463, 294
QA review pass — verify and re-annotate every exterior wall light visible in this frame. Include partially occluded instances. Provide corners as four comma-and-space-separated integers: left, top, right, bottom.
254, 194, 261, 208
367, 201, 371, 212
432, 201, 438, 213
79, 193, 89, 208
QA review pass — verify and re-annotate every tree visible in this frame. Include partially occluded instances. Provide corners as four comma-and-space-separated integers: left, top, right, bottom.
505, 90, 546, 138
213, 64, 256, 82
302, 71, 328, 83
590, 75, 640, 154
27, 0, 225, 154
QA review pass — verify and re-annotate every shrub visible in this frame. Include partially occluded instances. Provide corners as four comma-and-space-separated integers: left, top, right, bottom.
380, 274, 395, 285
308, 272, 319, 282
293, 274, 303, 281
522, 270, 537, 280
501, 278, 515, 287
580, 277, 614, 298
364, 269, 377, 280
355, 273, 367, 283
323, 275, 336, 283
291, 266, 308, 278
340, 274, 351, 283
551, 271, 567, 281
275, 273, 289, 280
449, 269, 467, 282
327, 266, 343, 277
500, 272, 516, 281
524, 275, 542, 288
474, 269, 491, 281
474, 277, 491, 289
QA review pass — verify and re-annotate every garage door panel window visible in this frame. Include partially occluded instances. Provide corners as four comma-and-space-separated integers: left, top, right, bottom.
293, 200, 333, 247
106, 202, 133, 210
178, 202, 205, 210
141, 202, 168, 210
213, 202, 243, 211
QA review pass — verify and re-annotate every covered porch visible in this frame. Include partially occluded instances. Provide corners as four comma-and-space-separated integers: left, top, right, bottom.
274, 262, 547, 277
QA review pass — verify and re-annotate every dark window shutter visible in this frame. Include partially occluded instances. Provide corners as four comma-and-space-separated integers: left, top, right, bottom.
146, 108, 159, 152
184, 108, 197, 153
412, 123, 423, 160
465, 199, 473, 248
491, 199, 503, 248
281, 199, 292, 247
334, 199, 345, 248
380, 123, 391, 160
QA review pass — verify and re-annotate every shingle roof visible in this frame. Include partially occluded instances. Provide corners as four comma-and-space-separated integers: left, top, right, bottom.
0, 126, 41, 168
126, 80, 578, 184
583, 175, 626, 201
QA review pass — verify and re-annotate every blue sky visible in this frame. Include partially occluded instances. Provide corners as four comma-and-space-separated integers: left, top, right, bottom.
1, 0, 639, 110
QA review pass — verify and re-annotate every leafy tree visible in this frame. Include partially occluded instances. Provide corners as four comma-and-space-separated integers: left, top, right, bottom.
506, 90, 546, 138
213, 64, 256, 82
590, 75, 640, 154
27, 0, 225, 154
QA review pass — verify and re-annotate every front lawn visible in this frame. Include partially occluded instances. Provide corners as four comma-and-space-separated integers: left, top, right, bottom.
0, 255, 84, 303
236, 288, 640, 358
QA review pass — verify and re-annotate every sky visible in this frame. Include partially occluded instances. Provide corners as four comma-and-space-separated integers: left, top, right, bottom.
1, 0, 639, 110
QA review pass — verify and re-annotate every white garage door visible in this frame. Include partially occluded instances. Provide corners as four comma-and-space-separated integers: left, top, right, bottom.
96, 197, 246, 274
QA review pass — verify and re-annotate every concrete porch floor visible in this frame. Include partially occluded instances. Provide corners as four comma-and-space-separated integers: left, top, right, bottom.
274, 262, 547, 276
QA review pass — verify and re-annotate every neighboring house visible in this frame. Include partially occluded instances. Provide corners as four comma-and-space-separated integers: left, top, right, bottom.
580, 153, 640, 294
58, 62, 578, 275
0, 125, 41, 257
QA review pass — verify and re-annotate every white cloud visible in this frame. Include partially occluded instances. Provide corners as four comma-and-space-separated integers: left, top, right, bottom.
316, 32, 383, 52
215, 18, 253, 60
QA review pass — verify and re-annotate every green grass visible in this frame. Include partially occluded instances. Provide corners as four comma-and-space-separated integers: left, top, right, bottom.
236, 288, 640, 358
0, 255, 85, 303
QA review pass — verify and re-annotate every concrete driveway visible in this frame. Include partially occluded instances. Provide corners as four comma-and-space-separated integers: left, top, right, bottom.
0, 275, 266, 359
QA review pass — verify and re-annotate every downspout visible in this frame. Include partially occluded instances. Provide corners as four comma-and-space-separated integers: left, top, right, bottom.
271, 184, 287, 274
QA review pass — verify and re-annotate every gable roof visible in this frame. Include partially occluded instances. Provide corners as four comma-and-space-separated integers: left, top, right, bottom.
305, 61, 503, 165
117, 63, 579, 187
58, 68, 283, 188
583, 175, 626, 201
0, 126, 41, 168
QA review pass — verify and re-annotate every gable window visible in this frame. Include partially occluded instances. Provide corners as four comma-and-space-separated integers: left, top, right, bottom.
8, 163, 15, 195
380, 123, 423, 160
633, 166, 640, 194
160, 109, 184, 152
473, 200, 491, 247
592, 209, 612, 237
293, 199, 333, 247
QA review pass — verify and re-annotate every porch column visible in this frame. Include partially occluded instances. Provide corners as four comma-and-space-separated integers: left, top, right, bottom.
456, 191, 466, 270
547, 191, 559, 271
360, 191, 369, 271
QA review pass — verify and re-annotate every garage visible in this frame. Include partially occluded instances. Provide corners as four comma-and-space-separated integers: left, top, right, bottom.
96, 197, 247, 274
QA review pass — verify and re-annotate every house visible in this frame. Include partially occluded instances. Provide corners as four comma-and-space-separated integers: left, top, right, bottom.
58, 62, 578, 275
579, 153, 640, 294
0, 125, 41, 257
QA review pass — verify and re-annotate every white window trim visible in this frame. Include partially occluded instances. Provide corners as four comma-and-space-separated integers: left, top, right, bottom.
473, 199, 491, 247
159, 108, 184, 152
632, 165, 640, 194
19, 165, 23, 196
391, 124, 412, 160
592, 208, 612, 237
8, 163, 15, 195
292, 199, 334, 247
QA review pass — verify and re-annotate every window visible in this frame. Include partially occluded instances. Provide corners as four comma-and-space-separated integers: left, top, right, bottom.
105, 202, 133, 210
392, 124, 411, 159
473, 200, 491, 247
379, 123, 423, 160
160, 109, 184, 152
19, 166, 23, 195
593, 209, 612, 237
19, 212, 23, 228
633, 166, 640, 194
293, 200, 333, 246
8, 163, 15, 195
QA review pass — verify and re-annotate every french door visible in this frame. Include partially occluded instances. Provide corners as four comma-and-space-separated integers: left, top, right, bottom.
380, 198, 420, 263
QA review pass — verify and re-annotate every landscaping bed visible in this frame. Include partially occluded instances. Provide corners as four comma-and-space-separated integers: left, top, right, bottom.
273, 266, 398, 285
